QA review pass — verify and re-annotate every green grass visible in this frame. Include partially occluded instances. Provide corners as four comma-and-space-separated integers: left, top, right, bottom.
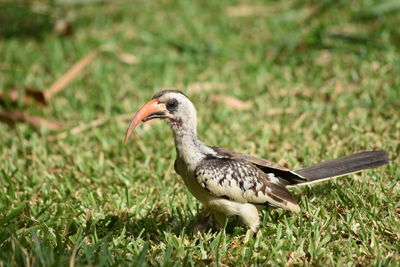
1, 0, 399, 265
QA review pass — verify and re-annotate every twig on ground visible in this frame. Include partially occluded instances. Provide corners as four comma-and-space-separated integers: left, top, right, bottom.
47, 117, 106, 141
44, 51, 97, 102
0, 110, 62, 130
46, 113, 135, 141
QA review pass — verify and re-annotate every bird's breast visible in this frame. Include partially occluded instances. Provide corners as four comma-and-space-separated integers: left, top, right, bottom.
174, 156, 258, 217
174, 157, 214, 205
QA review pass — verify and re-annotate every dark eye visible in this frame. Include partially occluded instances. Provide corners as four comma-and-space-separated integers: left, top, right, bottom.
166, 98, 178, 112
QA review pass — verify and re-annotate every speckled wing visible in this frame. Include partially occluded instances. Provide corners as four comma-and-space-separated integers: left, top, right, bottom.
195, 157, 300, 212
211, 147, 290, 171
211, 147, 307, 186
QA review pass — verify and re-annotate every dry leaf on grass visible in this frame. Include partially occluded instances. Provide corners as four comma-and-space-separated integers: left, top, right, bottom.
0, 52, 96, 131
0, 51, 96, 107
99, 45, 139, 65
53, 19, 73, 36
187, 82, 226, 94
272, 79, 351, 99
118, 53, 139, 65
46, 93, 313, 144
45, 169, 71, 174
210, 95, 250, 110
0, 110, 62, 130
211, 95, 298, 115
0, 88, 46, 106
225, 5, 270, 17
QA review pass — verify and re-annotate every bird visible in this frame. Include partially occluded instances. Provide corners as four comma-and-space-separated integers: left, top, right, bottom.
124, 89, 389, 232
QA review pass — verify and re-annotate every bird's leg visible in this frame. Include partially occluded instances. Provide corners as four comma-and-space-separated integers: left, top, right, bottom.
194, 211, 212, 233
211, 210, 228, 230
238, 204, 260, 232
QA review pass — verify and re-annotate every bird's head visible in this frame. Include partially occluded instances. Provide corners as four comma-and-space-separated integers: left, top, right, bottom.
124, 90, 197, 143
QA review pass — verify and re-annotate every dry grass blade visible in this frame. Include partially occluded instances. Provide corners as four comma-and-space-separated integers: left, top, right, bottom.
0, 110, 61, 130
46, 112, 157, 141
44, 51, 97, 102
210, 95, 250, 110
265, 107, 297, 115
118, 53, 139, 65
187, 82, 226, 94
47, 117, 107, 141
225, 5, 271, 17
45, 169, 70, 174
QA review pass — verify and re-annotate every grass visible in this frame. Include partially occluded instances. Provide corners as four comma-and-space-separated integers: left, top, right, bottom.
0, 0, 399, 265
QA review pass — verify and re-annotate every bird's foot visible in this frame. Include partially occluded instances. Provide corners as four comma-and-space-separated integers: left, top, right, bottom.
249, 224, 260, 233
193, 212, 212, 233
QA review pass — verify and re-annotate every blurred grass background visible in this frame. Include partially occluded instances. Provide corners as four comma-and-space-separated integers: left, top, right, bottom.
0, 0, 399, 265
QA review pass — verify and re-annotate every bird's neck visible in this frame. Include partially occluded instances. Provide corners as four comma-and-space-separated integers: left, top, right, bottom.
171, 125, 214, 171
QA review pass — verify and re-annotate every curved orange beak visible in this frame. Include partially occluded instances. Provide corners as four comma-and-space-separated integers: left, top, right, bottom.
124, 98, 169, 144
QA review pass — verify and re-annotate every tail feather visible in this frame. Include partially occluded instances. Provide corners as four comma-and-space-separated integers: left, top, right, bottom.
291, 151, 389, 186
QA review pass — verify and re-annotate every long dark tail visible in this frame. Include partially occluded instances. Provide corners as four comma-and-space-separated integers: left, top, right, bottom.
290, 151, 389, 186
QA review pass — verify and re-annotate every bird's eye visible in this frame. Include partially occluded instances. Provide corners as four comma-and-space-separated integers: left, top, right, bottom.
166, 98, 178, 112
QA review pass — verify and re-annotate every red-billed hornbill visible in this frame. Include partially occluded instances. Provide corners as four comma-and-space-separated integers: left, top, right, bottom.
125, 90, 389, 232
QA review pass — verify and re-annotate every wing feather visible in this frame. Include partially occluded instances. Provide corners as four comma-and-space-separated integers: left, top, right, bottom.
211, 147, 289, 171
195, 157, 300, 212
211, 147, 306, 185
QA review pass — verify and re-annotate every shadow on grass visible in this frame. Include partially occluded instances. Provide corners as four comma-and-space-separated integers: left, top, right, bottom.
84, 206, 215, 242
85, 182, 348, 241
0, 2, 53, 39
0, 183, 352, 266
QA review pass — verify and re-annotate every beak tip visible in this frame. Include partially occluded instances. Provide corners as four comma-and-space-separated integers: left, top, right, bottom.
124, 98, 160, 144
124, 135, 130, 145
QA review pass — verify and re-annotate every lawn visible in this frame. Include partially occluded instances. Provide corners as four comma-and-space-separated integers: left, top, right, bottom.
0, 0, 399, 265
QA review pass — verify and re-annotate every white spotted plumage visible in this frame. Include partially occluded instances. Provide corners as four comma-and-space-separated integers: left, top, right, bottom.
195, 158, 300, 211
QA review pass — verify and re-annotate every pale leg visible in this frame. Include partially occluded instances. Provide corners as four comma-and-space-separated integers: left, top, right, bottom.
238, 203, 260, 232
211, 210, 228, 230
